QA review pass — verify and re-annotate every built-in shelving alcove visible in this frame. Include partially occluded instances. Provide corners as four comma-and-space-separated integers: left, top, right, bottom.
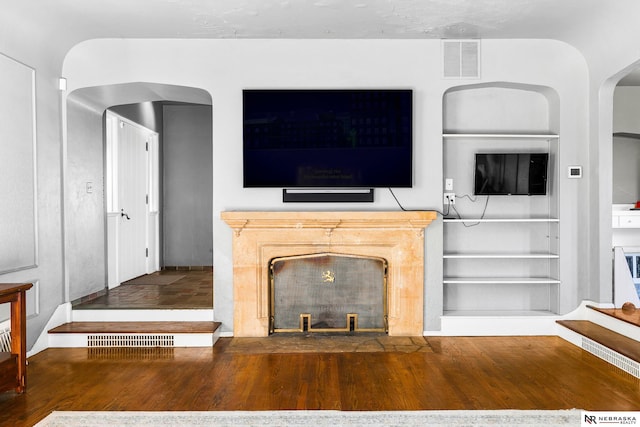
442, 82, 561, 316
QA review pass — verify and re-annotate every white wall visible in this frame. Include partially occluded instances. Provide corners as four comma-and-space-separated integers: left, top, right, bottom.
614, 87, 640, 133
162, 104, 213, 267
0, 28, 66, 347
66, 97, 105, 301
563, 0, 640, 303
61, 38, 589, 333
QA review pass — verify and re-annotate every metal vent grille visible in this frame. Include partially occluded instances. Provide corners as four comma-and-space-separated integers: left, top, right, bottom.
442, 39, 480, 79
582, 337, 640, 378
0, 328, 10, 352
87, 334, 175, 348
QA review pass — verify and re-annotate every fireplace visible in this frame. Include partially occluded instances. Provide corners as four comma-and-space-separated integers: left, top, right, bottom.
270, 253, 388, 334
221, 211, 436, 337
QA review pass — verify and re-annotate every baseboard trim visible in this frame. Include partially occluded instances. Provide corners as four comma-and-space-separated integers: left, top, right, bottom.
162, 266, 213, 271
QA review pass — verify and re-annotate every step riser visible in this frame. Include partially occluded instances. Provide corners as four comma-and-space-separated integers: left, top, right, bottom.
49, 331, 220, 348
72, 309, 214, 322
48, 308, 219, 349
438, 316, 559, 336
587, 309, 640, 341
557, 326, 640, 378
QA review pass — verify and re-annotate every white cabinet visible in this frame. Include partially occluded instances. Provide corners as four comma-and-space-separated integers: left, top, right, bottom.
613, 205, 640, 228
619, 216, 640, 228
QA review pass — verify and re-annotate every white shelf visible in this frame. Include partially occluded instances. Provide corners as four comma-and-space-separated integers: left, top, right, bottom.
443, 133, 559, 139
443, 253, 559, 259
443, 310, 557, 317
443, 218, 559, 223
443, 277, 560, 284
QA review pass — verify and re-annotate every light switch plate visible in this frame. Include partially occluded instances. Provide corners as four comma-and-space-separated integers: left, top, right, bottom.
445, 178, 453, 191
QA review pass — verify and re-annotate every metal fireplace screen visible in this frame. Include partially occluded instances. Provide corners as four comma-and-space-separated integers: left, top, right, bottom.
269, 253, 388, 333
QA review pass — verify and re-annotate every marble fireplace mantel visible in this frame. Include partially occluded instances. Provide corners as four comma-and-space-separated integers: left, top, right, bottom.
221, 211, 437, 337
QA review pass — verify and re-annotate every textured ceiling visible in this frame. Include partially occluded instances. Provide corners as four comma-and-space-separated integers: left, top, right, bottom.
5, 0, 607, 42
6, 0, 640, 104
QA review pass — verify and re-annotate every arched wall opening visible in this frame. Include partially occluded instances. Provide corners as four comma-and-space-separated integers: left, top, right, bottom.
64, 82, 213, 306
442, 82, 565, 316
606, 61, 640, 305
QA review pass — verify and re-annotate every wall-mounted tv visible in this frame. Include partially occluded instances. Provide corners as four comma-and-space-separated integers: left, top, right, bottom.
242, 89, 412, 188
474, 153, 549, 195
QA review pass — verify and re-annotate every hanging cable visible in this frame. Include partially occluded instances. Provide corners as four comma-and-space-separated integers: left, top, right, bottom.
387, 188, 451, 217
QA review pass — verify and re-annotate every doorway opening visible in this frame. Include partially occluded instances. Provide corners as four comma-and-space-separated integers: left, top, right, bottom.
611, 65, 640, 306
65, 83, 213, 310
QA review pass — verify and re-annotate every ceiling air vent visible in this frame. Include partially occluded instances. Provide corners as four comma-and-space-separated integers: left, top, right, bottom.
442, 39, 480, 79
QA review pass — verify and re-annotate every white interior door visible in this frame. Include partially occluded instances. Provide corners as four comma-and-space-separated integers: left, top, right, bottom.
105, 112, 159, 288
117, 120, 149, 282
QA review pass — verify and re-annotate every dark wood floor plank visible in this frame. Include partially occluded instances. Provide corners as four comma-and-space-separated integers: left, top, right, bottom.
1, 336, 640, 426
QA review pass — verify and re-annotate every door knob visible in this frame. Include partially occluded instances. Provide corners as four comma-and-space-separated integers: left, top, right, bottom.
120, 209, 131, 220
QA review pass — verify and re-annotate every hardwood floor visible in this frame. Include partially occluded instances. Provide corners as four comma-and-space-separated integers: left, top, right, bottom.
3, 274, 640, 425
1, 336, 639, 426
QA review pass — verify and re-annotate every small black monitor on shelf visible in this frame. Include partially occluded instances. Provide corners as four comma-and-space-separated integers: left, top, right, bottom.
474, 153, 548, 196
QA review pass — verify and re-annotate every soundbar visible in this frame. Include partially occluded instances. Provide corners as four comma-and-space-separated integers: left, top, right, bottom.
282, 189, 374, 203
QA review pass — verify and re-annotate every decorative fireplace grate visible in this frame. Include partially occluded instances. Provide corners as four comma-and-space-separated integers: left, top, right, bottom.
269, 253, 388, 334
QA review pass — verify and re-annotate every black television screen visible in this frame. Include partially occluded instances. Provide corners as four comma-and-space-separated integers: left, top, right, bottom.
242, 89, 412, 188
474, 153, 548, 195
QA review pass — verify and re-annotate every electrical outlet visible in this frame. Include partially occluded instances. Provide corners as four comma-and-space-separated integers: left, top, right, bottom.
445, 178, 454, 191
444, 193, 456, 205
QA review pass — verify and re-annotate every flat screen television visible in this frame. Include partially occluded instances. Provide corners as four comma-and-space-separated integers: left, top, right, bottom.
474, 153, 549, 195
242, 89, 412, 188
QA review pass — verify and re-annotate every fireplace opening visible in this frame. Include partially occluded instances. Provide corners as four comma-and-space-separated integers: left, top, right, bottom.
269, 253, 388, 334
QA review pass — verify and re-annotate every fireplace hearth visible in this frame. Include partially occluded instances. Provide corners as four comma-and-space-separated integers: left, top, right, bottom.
222, 211, 436, 337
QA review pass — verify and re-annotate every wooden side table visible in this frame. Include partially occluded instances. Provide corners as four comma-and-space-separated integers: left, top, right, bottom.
0, 283, 32, 394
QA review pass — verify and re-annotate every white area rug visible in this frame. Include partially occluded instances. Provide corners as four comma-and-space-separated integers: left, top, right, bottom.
35, 409, 582, 426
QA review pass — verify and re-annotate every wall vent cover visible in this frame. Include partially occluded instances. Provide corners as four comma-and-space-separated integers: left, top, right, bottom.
442, 39, 480, 79
582, 336, 640, 378
87, 334, 175, 348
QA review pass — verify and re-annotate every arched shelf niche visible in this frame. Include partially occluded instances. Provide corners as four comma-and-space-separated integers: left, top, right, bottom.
441, 82, 561, 316
443, 81, 560, 135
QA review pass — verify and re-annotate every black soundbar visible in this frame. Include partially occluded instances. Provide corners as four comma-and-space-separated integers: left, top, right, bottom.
282, 189, 374, 203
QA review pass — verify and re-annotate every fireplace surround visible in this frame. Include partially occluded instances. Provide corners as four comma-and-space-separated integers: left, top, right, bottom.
221, 211, 436, 336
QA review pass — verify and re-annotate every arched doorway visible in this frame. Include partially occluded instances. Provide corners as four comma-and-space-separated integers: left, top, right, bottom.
65, 82, 213, 308
611, 65, 640, 306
